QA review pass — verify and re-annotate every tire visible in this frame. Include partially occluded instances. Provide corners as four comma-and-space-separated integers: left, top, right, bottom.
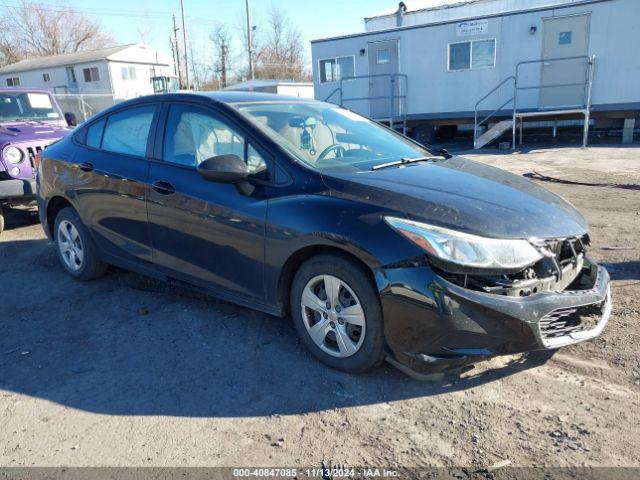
411, 124, 436, 146
290, 254, 385, 373
53, 207, 107, 281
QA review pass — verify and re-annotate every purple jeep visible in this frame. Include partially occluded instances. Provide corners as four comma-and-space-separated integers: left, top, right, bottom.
0, 88, 74, 234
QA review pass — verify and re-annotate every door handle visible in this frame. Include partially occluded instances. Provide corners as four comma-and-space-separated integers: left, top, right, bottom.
152, 180, 175, 195
78, 162, 94, 172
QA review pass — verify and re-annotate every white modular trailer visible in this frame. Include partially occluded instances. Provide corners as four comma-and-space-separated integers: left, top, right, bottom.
224, 80, 314, 98
311, 0, 640, 143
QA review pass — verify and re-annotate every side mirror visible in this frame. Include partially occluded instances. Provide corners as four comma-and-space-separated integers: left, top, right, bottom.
64, 112, 77, 127
197, 154, 249, 184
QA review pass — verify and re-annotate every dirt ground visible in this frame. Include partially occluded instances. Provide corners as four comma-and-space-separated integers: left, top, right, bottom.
0, 145, 638, 471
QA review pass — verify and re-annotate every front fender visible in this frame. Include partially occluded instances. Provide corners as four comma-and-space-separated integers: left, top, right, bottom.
264, 192, 424, 310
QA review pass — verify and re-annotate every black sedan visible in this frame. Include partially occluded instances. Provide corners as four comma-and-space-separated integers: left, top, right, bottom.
36, 92, 611, 378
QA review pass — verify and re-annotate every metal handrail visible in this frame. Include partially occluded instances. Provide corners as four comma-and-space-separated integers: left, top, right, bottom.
477, 97, 515, 129
324, 87, 342, 104
324, 73, 409, 134
473, 75, 515, 147
474, 55, 596, 149
512, 55, 596, 148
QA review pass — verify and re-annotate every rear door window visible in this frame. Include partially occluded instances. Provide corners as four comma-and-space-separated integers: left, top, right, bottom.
86, 118, 106, 148
102, 105, 156, 157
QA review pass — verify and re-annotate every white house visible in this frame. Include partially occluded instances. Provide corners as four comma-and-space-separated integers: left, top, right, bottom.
0, 44, 173, 100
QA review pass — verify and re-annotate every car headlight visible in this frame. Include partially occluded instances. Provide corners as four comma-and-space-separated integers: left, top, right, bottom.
4, 146, 24, 164
385, 217, 543, 270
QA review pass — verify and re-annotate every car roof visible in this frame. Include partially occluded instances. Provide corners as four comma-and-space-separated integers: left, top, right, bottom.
83, 91, 325, 126
126, 90, 320, 107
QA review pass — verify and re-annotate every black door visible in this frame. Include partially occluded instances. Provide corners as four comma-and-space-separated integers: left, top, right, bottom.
73, 104, 158, 263
147, 102, 270, 301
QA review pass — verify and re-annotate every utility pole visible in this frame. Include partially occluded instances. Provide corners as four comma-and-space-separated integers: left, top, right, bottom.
220, 44, 228, 88
172, 15, 183, 87
245, 0, 254, 79
180, 0, 189, 89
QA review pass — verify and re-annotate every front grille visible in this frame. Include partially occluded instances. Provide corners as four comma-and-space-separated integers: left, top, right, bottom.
539, 300, 606, 340
25, 145, 44, 170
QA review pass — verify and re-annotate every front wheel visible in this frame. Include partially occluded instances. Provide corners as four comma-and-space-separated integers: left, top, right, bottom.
54, 207, 107, 281
290, 254, 385, 373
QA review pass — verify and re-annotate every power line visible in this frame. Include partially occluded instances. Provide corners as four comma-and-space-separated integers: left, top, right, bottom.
0, 1, 219, 22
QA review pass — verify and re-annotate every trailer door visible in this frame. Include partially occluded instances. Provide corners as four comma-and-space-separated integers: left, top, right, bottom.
368, 40, 399, 119
540, 14, 591, 109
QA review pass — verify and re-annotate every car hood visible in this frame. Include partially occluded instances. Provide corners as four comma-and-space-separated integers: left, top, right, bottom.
321, 156, 588, 239
0, 121, 69, 144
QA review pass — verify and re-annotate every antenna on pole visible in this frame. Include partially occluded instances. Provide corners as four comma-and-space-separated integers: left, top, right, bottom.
180, 0, 189, 89
245, 0, 254, 80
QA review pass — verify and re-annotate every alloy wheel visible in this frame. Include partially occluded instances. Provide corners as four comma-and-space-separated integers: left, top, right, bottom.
300, 274, 366, 358
57, 220, 84, 271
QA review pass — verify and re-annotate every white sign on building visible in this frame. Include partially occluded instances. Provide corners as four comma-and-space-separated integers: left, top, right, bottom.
456, 19, 489, 37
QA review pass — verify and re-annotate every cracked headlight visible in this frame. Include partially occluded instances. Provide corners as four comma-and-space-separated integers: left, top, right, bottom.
4, 146, 24, 164
385, 217, 543, 270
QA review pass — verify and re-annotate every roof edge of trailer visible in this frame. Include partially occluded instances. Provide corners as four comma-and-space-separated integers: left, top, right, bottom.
311, 0, 614, 44
364, 0, 492, 21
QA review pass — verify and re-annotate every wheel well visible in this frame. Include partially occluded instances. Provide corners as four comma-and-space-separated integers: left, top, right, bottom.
46, 196, 73, 237
278, 245, 376, 317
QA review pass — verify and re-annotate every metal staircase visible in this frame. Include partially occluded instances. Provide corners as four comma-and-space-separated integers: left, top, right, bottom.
474, 56, 596, 149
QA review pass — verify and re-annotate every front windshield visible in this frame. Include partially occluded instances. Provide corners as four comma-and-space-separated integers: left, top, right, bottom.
0, 91, 61, 122
233, 101, 433, 172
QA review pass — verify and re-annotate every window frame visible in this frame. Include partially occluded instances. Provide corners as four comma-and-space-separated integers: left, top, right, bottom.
318, 55, 356, 84
74, 102, 160, 160
121, 66, 137, 81
6, 77, 20, 87
152, 101, 275, 183
447, 38, 497, 72
82, 67, 100, 82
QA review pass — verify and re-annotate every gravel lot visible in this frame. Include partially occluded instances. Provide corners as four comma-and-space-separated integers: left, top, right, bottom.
0, 145, 638, 470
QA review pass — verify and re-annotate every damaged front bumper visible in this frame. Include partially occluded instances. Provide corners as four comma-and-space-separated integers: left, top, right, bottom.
377, 257, 611, 377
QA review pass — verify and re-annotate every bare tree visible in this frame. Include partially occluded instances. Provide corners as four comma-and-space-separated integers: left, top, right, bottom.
210, 24, 233, 89
254, 5, 308, 81
186, 37, 214, 91
0, 0, 113, 66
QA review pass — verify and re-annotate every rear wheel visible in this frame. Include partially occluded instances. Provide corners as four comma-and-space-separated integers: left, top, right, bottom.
54, 207, 107, 281
290, 254, 384, 373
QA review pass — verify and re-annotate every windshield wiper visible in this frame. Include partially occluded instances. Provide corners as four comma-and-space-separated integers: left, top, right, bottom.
371, 157, 436, 171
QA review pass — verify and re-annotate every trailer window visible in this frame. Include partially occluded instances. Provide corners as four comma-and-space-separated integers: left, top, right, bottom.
448, 39, 496, 71
319, 56, 354, 83
449, 43, 471, 70
472, 39, 496, 68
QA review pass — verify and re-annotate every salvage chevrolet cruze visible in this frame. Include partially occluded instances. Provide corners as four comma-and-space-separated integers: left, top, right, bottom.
36, 92, 611, 378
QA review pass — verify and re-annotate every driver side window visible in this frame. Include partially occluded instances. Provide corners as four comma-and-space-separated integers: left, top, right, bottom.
163, 104, 268, 177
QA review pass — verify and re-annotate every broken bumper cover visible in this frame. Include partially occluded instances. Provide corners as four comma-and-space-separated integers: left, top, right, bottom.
0, 178, 36, 200
378, 258, 611, 375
